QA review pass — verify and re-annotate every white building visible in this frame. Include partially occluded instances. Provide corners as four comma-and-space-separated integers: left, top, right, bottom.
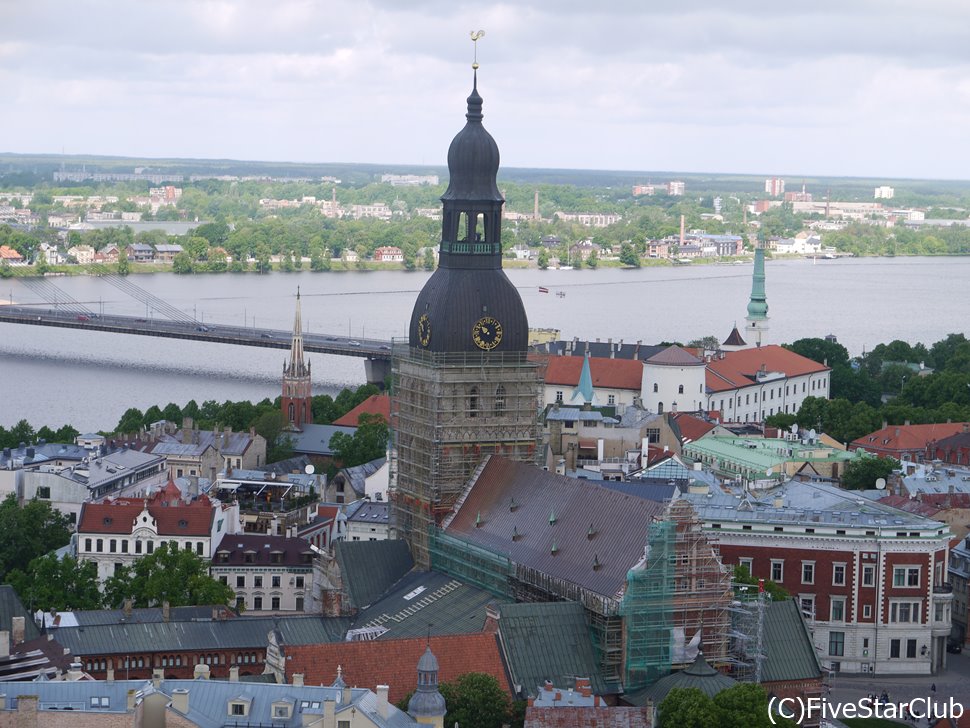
641, 346, 707, 415
346, 501, 390, 542
211, 533, 315, 612
875, 186, 895, 199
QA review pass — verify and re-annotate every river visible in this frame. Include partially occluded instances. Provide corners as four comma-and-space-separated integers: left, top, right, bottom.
0, 256, 966, 432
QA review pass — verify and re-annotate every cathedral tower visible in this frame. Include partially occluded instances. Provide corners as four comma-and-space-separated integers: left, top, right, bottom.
390, 61, 541, 567
281, 289, 313, 431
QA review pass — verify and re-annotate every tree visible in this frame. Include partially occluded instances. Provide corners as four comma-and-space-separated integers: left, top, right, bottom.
733, 565, 788, 600
537, 248, 550, 270
785, 338, 850, 369
102, 542, 233, 608
0, 494, 73, 582
841, 455, 898, 491
586, 248, 599, 269
117, 248, 130, 275
172, 251, 194, 274
8, 554, 102, 612
713, 683, 787, 728
115, 407, 145, 434
329, 413, 389, 467
438, 673, 513, 728
619, 242, 641, 267
162, 402, 183, 422
657, 688, 720, 728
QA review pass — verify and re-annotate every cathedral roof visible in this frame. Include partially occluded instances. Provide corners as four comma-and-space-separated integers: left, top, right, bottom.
441, 72, 502, 204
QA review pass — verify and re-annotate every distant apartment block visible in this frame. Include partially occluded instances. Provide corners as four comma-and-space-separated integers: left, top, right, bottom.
413, 207, 442, 221
875, 185, 895, 199
765, 177, 786, 196
666, 181, 686, 196
55, 170, 184, 184
373, 246, 404, 262
149, 186, 182, 203
632, 184, 656, 196
349, 203, 393, 221
381, 174, 439, 186
553, 212, 622, 227
785, 189, 813, 203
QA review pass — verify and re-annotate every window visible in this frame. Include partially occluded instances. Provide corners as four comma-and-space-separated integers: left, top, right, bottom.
862, 565, 875, 587
468, 387, 479, 417
295, 576, 305, 589
738, 557, 753, 573
653, 383, 659, 393
110, 539, 117, 553
339, 721, 351, 728
833, 563, 846, 586
555, 390, 564, 403
890, 601, 921, 624
121, 540, 128, 553
90, 696, 109, 708
96, 539, 103, 552
84, 538, 92, 552
495, 385, 506, 415
890, 639, 900, 658
831, 597, 846, 622
801, 561, 815, 584
254, 576, 263, 588
863, 604, 872, 618
608, 394, 616, 406
147, 541, 154, 554
799, 595, 815, 620
197, 542, 203, 556
272, 576, 281, 588
236, 596, 245, 609
678, 384, 684, 394
828, 631, 845, 656
296, 597, 304, 611
893, 566, 920, 587
37, 486, 51, 499
907, 639, 917, 659
272, 597, 281, 610
236, 576, 245, 588
254, 597, 263, 610
231, 703, 246, 716
771, 560, 784, 582
273, 704, 291, 719
219, 576, 228, 585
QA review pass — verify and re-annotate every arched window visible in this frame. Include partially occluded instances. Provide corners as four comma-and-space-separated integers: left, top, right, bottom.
678, 384, 684, 394
494, 385, 506, 415
658, 402, 664, 414
288, 402, 295, 422
469, 387, 479, 418
653, 383, 658, 393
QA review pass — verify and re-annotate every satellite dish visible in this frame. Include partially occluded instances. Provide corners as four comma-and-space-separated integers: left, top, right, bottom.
875, 478, 886, 490
305, 464, 315, 475
790, 423, 798, 434
808, 428, 817, 440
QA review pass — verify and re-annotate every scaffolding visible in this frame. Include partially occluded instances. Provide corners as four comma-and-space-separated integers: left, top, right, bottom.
725, 588, 768, 684
389, 341, 544, 568
621, 500, 733, 692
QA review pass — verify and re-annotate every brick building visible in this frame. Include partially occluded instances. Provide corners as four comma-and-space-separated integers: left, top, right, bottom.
680, 479, 953, 675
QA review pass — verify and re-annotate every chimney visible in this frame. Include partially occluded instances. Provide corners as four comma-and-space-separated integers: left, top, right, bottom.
292, 673, 304, 687
67, 660, 84, 681
106, 668, 115, 682
342, 684, 352, 706
124, 599, 133, 618
152, 669, 164, 688
11, 616, 25, 645
162, 601, 170, 623
324, 700, 336, 725
127, 689, 138, 710
376, 685, 389, 719
577, 677, 592, 698
171, 688, 189, 714
194, 664, 210, 680
0, 631, 9, 659
229, 665, 239, 682
483, 603, 501, 634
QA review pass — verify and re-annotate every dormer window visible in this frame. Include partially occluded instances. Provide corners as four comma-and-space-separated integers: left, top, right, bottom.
103, 517, 113, 526
270, 551, 283, 564
244, 551, 256, 563
178, 519, 188, 528
272, 702, 292, 720
228, 699, 250, 717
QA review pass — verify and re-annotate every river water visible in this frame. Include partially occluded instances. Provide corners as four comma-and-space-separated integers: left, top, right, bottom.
0, 256, 966, 432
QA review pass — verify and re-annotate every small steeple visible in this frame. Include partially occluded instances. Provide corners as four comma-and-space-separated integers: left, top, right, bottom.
407, 645, 447, 726
286, 287, 309, 378
571, 351, 595, 406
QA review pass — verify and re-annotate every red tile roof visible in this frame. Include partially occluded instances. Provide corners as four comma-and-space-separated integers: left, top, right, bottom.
544, 357, 642, 391
524, 706, 652, 728
333, 394, 391, 427
645, 346, 704, 367
671, 413, 716, 443
705, 345, 829, 393
876, 495, 941, 518
285, 633, 512, 703
77, 481, 215, 536
0, 245, 24, 260
851, 423, 969, 454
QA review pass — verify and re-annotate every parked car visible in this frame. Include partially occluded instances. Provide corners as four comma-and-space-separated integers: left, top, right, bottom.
947, 639, 962, 654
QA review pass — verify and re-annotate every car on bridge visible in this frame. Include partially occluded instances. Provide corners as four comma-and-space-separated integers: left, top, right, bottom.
196, 325, 209, 332
349, 340, 361, 346
76, 314, 90, 322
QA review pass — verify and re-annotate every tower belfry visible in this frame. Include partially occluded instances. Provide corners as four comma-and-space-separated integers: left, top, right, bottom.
281, 288, 313, 431
390, 42, 542, 567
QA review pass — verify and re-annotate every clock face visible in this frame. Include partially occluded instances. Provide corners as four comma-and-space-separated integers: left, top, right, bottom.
472, 316, 503, 351
417, 314, 431, 347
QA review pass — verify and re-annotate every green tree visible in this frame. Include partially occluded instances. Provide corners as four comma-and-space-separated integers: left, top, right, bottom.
785, 338, 850, 369
102, 543, 233, 608
841, 455, 898, 490
586, 248, 599, 268
329, 413, 389, 467
713, 683, 787, 728
117, 248, 130, 275
619, 242, 641, 267
35, 255, 50, 275
537, 248, 550, 270
657, 688, 720, 728
172, 251, 194, 274
0, 494, 73, 582
115, 407, 145, 434
438, 673, 513, 728
733, 565, 788, 600
8, 554, 102, 611
162, 402, 183, 422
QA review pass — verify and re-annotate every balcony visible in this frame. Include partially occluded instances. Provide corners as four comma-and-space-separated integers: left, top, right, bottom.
934, 582, 954, 594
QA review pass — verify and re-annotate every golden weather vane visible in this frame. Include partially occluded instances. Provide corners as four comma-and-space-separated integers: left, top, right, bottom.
470, 30, 485, 69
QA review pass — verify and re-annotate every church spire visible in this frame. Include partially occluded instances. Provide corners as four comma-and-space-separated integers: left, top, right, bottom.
286, 287, 308, 378
282, 288, 313, 430
745, 244, 769, 347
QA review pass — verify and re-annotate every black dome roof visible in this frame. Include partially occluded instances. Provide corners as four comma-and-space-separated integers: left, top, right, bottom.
409, 267, 528, 354
442, 74, 502, 203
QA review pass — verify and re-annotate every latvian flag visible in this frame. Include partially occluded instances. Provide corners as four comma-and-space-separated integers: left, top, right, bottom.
538, 287, 549, 294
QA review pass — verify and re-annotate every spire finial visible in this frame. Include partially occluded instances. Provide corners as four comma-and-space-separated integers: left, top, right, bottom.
297, 285, 301, 300
470, 30, 485, 70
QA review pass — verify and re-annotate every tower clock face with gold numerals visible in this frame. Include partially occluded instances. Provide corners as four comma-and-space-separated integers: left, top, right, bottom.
417, 314, 432, 347
472, 316, 503, 350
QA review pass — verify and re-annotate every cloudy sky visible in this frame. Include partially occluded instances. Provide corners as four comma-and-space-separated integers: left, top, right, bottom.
3, 1, 969, 179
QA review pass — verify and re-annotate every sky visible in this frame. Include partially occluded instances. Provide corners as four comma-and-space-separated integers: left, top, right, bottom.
3, 1, 970, 180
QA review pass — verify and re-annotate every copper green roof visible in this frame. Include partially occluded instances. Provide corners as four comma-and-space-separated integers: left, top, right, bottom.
625, 652, 736, 706
762, 598, 822, 683
498, 602, 612, 697
335, 538, 414, 611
